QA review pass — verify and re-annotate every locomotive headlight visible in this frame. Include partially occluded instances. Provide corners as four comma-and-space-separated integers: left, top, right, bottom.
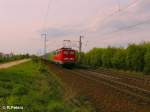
64, 58, 68, 60
70, 58, 74, 60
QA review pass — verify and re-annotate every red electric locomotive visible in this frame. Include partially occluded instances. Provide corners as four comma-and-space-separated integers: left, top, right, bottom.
52, 47, 76, 66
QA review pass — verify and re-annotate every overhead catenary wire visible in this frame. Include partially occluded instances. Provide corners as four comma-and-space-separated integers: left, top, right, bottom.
87, 0, 150, 45
89, 18, 150, 48
41, 0, 53, 55
102, 18, 150, 36
116, 0, 121, 11
91, 0, 149, 38
43, 0, 53, 30
40, 0, 142, 52
121, 0, 140, 11
94, 0, 141, 28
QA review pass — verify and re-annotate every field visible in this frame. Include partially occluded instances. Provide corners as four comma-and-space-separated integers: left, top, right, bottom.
0, 59, 95, 112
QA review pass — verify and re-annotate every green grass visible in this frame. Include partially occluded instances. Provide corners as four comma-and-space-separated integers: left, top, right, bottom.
0, 59, 95, 112
96, 67, 148, 77
0, 54, 29, 64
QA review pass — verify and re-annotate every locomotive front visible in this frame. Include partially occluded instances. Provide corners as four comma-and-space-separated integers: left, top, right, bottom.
52, 48, 76, 66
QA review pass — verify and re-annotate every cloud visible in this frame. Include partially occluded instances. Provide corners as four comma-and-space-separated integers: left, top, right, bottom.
135, 0, 150, 14
87, 0, 150, 34
39, 24, 87, 38
39, 1, 150, 38
38, 0, 150, 52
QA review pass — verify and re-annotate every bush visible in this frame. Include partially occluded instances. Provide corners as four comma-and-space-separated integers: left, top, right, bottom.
0, 54, 30, 64
0, 87, 10, 97
101, 47, 116, 68
82, 48, 104, 66
144, 49, 150, 74
47, 101, 68, 112
126, 44, 145, 71
82, 42, 150, 74
111, 49, 126, 69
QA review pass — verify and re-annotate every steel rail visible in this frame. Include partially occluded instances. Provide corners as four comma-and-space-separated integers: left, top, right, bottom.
66, 69, 150, 104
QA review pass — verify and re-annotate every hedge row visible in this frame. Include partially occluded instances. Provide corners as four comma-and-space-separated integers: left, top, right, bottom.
0, 54, 30, 63
82, 42, 150, 74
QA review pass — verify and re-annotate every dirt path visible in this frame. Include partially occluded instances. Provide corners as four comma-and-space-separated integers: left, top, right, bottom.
47, 62, 150, 112
0, 59, 31, 69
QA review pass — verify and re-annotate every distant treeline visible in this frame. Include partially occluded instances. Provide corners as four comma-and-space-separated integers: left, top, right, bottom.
81, 42, 150, 74
0, 54, 30, 63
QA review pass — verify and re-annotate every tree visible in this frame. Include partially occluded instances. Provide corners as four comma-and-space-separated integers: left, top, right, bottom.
111, 49, 126, 69
144, 48, 150, 74
126, 44, 145, 71
101, 47, 116, 68
82, 42, 150, 74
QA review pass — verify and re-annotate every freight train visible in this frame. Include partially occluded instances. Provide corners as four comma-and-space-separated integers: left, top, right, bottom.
44, 47, 76, 67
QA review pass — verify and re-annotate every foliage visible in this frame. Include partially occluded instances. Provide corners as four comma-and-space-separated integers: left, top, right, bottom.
0, 60, 95, 111
83, 48, 104, 67
0, 54, 29, 63
111, 48, 126, 69
144, 48, 150, 74
101, 47, 117, 68
126, 44, 145, 71
82, 42, 150, 74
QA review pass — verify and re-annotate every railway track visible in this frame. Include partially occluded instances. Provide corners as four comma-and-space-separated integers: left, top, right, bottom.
92, 68, 150, 83
89, 69, 150, 91
65, 69, 150, 104
46, 62, 150, 111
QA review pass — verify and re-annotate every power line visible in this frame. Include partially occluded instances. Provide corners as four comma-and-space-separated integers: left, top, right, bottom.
116, 0, 121, 11
91, 18, 150, 46
90, 0, 143, 37
41, 0, 53, 55
94, 0, 140, 28
43, 0, 53, 30
102, 18, 150, 36
121, 0, 140, 11
79, 35, 84, 63
89, 0, 148, 47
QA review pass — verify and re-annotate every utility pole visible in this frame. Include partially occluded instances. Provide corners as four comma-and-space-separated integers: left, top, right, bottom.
79, 35, 83, 63
79, 35, 83, 53
41, 33, 47, 56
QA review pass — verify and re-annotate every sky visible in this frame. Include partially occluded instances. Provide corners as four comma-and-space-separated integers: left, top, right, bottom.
0, 0, 150, 54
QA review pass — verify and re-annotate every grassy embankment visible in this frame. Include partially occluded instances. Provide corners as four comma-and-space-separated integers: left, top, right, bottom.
0, 54, 29, 64
0, 59, 95, 112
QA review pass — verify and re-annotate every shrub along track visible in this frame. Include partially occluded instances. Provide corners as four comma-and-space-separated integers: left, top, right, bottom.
46, 62, 150, 112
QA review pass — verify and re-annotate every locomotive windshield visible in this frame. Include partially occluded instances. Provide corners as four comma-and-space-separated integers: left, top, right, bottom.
63, 51, 69, 54
70, 51, 75, 55
63, 50, 75, 55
